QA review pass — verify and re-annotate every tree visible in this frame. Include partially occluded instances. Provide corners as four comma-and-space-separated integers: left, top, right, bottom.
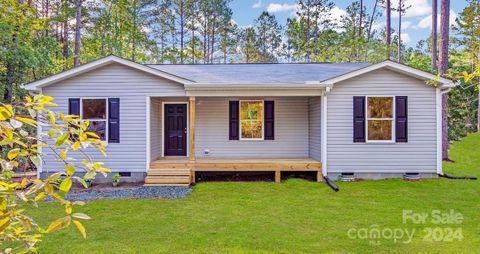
254, 11, 282, 63
396, 0, 411, 63
295, 0, 334, 62
439, 0, 450, 160
0, 95, 110, 252
73, 0, 82, 67
240, 27, 261, 63
432, 0, 438, 70
454, 0, 480, 133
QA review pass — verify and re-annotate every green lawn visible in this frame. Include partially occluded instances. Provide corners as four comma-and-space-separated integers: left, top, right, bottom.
31, 134, 480, 253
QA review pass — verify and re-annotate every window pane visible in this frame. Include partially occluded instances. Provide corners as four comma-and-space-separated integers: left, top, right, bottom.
82, 99, 106, 119
368, 97, 393, 118
86, 121, 106, 141
241, 121, 262, 139
240, 101, 263, 121
368, 120, 392, 140
240, 101, 263, 139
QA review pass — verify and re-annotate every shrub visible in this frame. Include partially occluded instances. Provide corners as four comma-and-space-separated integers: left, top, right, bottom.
0, 95, 110, 253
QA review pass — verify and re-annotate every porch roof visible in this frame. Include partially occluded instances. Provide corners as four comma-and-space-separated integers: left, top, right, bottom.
148, 62, 370, 84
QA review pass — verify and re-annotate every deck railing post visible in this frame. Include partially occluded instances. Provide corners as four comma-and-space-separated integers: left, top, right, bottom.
189, 96, 196, 161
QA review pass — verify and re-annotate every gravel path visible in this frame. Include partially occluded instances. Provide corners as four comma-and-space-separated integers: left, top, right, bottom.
55, 186, 193, 202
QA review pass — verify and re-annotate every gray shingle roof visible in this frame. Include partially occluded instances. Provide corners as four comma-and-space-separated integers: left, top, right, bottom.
148, 63, 370, 84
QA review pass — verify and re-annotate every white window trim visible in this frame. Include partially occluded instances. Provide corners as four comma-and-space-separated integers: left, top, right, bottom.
365, 95, 396, 143
80, 97, 108, 142
239, 100, 264, 141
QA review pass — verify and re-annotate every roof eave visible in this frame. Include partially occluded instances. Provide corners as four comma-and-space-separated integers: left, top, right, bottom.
23, 55, 193, 91
318, 60, 455, 89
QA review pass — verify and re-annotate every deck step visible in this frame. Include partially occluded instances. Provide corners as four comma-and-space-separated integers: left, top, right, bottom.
144, 183, 190, 187
144, 167, 193, 186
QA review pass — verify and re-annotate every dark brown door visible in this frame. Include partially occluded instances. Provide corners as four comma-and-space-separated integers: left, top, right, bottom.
164, 104, 187, 156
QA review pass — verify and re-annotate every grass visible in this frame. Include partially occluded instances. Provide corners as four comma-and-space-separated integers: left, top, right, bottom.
30, 134, 480, 253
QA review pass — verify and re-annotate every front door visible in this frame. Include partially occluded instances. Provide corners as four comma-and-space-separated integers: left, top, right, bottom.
164, 104, 187, 156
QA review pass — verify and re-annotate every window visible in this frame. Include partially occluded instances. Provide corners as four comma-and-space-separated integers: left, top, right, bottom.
366, 96, 394, 142
239, 100, 264, 140
81, 98, 107, 141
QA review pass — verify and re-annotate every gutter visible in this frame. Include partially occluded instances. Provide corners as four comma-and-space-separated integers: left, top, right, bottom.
183, 82, 330, 90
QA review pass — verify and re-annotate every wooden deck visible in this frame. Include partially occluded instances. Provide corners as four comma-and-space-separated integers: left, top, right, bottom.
145, 157, 322, 186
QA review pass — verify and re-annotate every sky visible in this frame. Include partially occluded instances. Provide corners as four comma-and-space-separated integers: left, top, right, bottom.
230, 0, 468, 47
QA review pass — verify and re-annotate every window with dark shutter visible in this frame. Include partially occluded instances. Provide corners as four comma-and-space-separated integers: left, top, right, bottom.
264, 101, 274, 140
108, 98, 120, 143
395, 96, 408, 142
229, 101, 239, 140
68, 98, 80, 115
353, 96, 366, 142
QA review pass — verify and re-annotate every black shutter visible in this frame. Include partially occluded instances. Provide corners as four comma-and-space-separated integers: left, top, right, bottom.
395, 96, 408, 142
229, 101, 239, 140
353, 96, 366, 142
108, 98, 120, 143
264, 101, 274, 140
68, 98, 80, 116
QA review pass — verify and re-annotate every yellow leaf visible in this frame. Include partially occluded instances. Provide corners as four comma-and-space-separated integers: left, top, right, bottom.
73, 220, 87, 239
7, 149, 20, 160
66, 164, 75, 176
86, 132, 99, 139
72, 141, 81, 150
59, 150, 67, 160
48, 111, 55, 124
46, 217, 69, 233
0, 105, 13, 120
14, 116, 37, 127
34, 192, 46, 202
55, 133, 69, 147
59, 178, 72, 194
72, 213, 91, 220
0, 218, 11, 232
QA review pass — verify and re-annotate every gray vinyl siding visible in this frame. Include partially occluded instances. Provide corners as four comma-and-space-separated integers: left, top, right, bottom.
150, 98, 162, 161
42, 63, 186, 173
326, 68, 437, 173
308, 97, 322, 161
195, 97, 309, 158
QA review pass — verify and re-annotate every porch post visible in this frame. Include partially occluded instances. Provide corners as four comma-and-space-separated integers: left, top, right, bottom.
189, 96, 196, 161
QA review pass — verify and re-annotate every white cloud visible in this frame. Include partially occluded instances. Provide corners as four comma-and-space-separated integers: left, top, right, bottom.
266, 3, 297, 13
393, 32, 411, 44
417, 10, 458, 29
390, 0, 431, 18
400, 33, 411, 43
371, 22, 385, 32
402, 21, 412, 30
252, 0, 262, 9
330, 6, 348, 26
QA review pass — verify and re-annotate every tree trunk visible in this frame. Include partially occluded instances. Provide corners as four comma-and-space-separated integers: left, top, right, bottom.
73, 0, 82, 67
62, 0, 69, 69
386, 0, 391, 59
180, 1, 184, 64
439, 0, 450, 160
397, 0, 402, 63
132, 0, 137, 62
359, 0, 363, 37
305, 0, 311, 62
4, 63, 14, 103
478, 90, 480, 132
432, 0, 438, 70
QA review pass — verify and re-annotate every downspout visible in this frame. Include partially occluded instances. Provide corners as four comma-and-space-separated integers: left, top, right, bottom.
321, 85, 339, 191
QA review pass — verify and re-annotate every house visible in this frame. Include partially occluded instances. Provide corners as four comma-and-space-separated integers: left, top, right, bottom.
24, 56, 454, 186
